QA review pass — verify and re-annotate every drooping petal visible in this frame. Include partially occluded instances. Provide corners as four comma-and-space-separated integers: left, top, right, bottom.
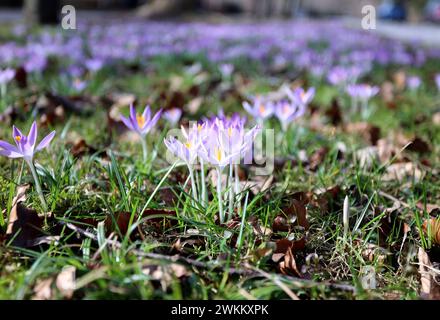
27, 121, 38, 147
36, 131, 56, 152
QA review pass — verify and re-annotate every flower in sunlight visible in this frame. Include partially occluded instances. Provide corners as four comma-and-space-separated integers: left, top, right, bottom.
0, 121, 55, 213
120, 104, 162, 161
274, 100, 302, 132
0, 121, 55, 161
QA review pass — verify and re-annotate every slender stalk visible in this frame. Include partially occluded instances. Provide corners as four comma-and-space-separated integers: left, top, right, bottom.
200, 158, 207, 207
234, 164, 241, 212
188, 166, 198, 207
141, 138, 148, 163
228, 162, 234, 221
27, 160, 48, 214
216, 168, 224, 224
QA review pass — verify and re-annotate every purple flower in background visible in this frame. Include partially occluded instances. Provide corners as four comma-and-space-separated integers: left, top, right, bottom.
72, 78, 88, 92
0, 68, 15, 85
163, 108, 182, 126
120, 104, 162, 161
242, 97, 274, 123
286, 87, 315, 109
85, 58, 104, 72
120, 104, 162, 138
0, 121, 55, 161
274, 100, 302, 132
346, 84, 379, 100
407, 76, 421, 90
435, 74, 440, 91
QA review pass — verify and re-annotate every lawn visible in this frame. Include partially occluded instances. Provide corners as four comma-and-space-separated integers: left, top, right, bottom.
0, 18, 439, 300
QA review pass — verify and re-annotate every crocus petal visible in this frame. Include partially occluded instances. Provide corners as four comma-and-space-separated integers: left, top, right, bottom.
120, 115, 135, 131
0, 140, 22, 156
129, 104, 137, 125
0, 149, 23, 158
12, 125, 23, 143
142, 105, 151, 123
36, 131, 56, 152
27, 121, 38, 147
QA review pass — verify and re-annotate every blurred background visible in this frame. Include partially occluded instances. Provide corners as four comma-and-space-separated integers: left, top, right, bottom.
0, 0, 438, 23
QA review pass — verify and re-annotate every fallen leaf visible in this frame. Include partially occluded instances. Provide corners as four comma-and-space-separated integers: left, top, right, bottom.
279, 247, 301, 277
6, 185, 49, 248
406, 137, 431, 154
382, 162, 424, 182
418, 247, 440, 299
32, 278, 53, 300
56, 266, 76, 299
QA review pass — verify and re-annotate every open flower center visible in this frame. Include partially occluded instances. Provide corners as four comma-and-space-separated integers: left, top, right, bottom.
259, 105, 266, 115
185, 141, 192, 149
283, 104, 290, 114
137, 115, 145, 128
15, 135, 22, 142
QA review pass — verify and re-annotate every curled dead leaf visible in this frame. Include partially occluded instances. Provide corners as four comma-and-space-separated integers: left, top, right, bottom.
279, 248, 301, 277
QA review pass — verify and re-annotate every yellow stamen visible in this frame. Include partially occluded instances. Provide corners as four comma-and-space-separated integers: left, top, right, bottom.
197, 124, 202, 132
215, 148, 222, 161
283, 104, 290, 114
137, 115, 145, 128
185, 141, 192, 149
259, 104, 266, 115
15, 136, 21, 142
228, 127, 233, 137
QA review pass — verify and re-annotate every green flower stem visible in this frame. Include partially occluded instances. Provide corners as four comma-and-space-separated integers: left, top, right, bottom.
216, 168, 224, 224
141, 138, 148, 163
27, 160, 48, 214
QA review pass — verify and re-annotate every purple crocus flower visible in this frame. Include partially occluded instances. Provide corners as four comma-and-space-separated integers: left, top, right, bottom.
0, 68, 15, 85
120, 104, 162, 161
407, 76, 421, 90
286, 87, 315, 110
120, 104, 162, 138
274, 100, 302, 132
0, 121, 55, 161
346, 84, 379, 100
242, 97, 274, 123
163, 108, 182, 126
0, 122, 56, 213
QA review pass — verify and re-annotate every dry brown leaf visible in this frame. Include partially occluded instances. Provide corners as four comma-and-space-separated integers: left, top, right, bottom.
345, 122, 381, 145
382, 162, 424, 182
32, 278, 53, 300
56, 266, 76, 299
279, 248, 301, 277
6, 185, 50, 248
418, 247, 440, 299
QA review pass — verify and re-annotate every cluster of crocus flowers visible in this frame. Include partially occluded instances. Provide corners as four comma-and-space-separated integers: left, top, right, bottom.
164, 116, 260, 224
243, 86, 314, 132
120, 104, 162, 161
0, 122, 55, 213
345, 84, 379, 117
